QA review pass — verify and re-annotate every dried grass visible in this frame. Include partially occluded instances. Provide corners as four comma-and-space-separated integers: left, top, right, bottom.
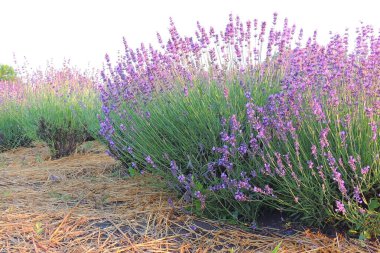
0, 142, 378, 252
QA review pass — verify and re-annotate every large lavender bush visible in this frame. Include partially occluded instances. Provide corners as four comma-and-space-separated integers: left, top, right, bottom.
99, 14, 380, 237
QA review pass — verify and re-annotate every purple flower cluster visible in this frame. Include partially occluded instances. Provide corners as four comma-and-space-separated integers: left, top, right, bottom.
0, 81, 25, 104
145, 155, 157, 169
335, 200, 346, 214
195, 191, 206, 210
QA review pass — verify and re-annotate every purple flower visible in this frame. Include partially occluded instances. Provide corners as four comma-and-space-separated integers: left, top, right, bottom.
195, 191, 206, 209
344, 114, 351, 126
252, 185, 274, 196
320, 128, 330, 149
365, 107, 374, 119
178, 174, 186, 183
246, 102, 255, 125
249, 136, 260, 154
332, 167, 347, 196
317, 165, 325, 180
145, 155, 157, 168
207, 162, 215, 173
221, 117, 227, 126
340, 131, 346, 145
170, 160, 178, 176
230, 114, 241, 132
335, 200, 346, 214
223, 87, 229, 99
120, 124, 127, 132
361, 166, 370, 175
220, 132, 229, 142
264, 163, 271, 174
311, 97, 325, 121
311, 145, 318, 159
348, 156, 356, 171
326, 152, 336, 167
127, 146, 133, 155
221, 172, 228, 183
353, 186, 362, 204
234, 190, 247, 201
274, 152, 286, 177
168, 198, 174, 207
238, 144, 248, 155
264, 185, 274, 196
237, 179, 251, 190
370, 122, 378, 141
183, 86, 189, 97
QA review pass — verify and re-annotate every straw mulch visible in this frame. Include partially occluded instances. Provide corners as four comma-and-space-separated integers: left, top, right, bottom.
0, 142, 378, 252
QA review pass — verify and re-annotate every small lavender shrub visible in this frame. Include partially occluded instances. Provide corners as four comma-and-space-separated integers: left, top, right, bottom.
100, 14, 380, 237
37, 117, 87, 159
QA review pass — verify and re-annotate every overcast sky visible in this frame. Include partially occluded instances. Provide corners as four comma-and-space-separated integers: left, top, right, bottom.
1, 0, 379, 70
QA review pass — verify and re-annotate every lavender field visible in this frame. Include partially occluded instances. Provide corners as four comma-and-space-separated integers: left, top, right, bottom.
1, 13, 379, 248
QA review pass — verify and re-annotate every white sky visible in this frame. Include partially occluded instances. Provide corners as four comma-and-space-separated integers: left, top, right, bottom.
1, 0, 379, 71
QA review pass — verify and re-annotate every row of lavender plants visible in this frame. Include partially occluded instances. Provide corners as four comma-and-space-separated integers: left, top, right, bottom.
0, 80, 33, 151
99, 14, 379, 237
0, 64, 100, 157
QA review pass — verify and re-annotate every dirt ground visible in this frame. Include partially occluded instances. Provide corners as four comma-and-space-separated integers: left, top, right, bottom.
0, 142, 378, 252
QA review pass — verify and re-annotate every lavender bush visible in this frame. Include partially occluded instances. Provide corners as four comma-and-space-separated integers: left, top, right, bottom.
0, 81, 33, 151
100, 14, 379, 237
0, 64, 100, 156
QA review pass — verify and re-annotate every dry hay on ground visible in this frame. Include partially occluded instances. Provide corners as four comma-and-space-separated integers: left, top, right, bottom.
0, 142, 378, 252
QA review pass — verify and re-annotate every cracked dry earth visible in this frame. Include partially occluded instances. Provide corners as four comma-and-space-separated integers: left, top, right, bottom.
0, 142, 376, 252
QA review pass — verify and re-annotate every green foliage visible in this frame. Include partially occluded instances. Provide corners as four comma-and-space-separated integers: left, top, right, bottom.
104, 74, 380, 237
0, 64, 17, 81
34, 222, 44, 235
271, 242, 282, 253
0, 102, 32, 152
0, 123, 32, 152
106, 79, 256, 173
103, 77, 278, 221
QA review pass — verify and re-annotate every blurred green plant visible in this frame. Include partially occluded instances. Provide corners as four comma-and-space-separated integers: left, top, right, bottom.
0, 64, 17, 81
